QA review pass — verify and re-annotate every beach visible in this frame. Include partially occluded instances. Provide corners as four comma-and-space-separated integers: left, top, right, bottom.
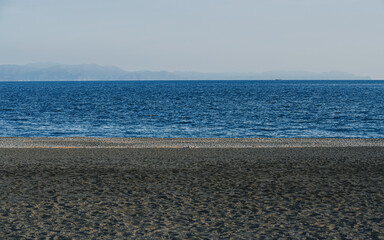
1, 138, 383, 239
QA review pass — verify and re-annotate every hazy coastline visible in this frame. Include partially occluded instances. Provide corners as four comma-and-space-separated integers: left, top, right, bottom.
0, 64, 372, 81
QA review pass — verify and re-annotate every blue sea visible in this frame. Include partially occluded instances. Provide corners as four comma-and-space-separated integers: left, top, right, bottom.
0, 80, 383, 138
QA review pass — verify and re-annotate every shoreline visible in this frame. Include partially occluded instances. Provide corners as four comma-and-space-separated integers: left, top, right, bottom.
1, 137, 384, 148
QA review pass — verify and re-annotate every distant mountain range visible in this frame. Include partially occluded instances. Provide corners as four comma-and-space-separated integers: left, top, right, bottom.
0, 63, 371, 81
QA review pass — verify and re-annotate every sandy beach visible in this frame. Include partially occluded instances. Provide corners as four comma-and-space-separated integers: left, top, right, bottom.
1, 138, 383, 239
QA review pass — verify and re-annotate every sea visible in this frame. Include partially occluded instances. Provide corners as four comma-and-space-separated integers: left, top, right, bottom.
0, 80, 383, 138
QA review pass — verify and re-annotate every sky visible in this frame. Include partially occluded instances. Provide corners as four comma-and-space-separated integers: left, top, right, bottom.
0, 0, 383, 79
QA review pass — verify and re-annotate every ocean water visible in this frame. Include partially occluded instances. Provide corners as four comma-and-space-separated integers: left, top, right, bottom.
0, 80, 383, 138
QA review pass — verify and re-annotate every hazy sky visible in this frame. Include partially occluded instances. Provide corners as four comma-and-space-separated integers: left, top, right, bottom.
1, 0, 383, 79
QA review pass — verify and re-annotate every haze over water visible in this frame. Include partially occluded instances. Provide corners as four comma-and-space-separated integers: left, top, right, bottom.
1, 80, 383, 138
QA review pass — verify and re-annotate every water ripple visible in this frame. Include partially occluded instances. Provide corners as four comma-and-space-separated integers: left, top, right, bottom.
0, 80, 383, 138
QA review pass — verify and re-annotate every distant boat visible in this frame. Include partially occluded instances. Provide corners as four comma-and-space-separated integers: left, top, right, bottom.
274, 78, 282, 80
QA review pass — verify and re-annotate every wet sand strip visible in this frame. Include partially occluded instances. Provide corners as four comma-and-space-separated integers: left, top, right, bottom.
1, 146, 384, 239
1, 137, 384, 148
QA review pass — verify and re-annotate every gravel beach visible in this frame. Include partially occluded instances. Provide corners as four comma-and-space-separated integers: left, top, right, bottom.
0, 138, 383, 239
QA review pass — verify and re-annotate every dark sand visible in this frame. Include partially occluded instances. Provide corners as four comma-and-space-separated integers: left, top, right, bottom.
1, 140, 384, 239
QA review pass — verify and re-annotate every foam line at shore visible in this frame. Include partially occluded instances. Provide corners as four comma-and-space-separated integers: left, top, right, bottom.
1, 137, 383, 148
